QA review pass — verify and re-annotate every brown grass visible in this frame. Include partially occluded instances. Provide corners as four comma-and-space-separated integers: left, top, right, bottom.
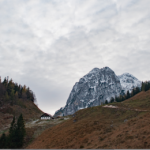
27, 90, 150, 149
0, 99, 43, 135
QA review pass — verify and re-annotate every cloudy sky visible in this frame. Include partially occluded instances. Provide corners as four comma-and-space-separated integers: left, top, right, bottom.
0, 0, 150, 115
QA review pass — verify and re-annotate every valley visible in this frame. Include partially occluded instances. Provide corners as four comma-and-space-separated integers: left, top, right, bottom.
27, 90, 150, 149
0, 68, 149, 149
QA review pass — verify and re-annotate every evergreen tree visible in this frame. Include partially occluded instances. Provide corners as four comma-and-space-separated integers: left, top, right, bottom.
7, 79, 14, 96
2, 77, 8, 88
14, 83, 19, 93
110, 97, 114, 103
148, 82, 150, 90
8, 114, 26, 148
26, 87, 31, 99
126, 90, 130, 99
105, 100, 108, 104
135, 87, 140, 94
10, 89, 15, 105
16, 114, 26, 147
142, 82, 145, 91
145, 82, 149, 91
5, 91, 9, 102
120, 95, 124, 102
0, 133, 7, 148
131, 88, 135, 97
115, 96, 119, 102
9, 116, 15, 135
8, 116, 17, 148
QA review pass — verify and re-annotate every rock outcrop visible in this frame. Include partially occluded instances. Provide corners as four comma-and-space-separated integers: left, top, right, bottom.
54, 67, 123, 116
54, 67, 142, 117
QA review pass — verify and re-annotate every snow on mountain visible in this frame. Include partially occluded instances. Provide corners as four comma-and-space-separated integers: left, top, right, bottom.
54, 66, 122, 116
54, 68, 142, 117
118, 73, 141, 94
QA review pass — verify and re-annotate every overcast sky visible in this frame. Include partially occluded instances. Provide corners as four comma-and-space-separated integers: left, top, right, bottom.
0, 0, 150, 115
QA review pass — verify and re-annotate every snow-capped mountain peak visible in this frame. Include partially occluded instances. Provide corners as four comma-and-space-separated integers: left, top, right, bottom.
118, 73, 141, 94
54, 67, 142, 117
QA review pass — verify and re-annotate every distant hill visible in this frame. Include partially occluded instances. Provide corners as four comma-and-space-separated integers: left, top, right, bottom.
0, 77, 43, 132
28, 90, 150, 149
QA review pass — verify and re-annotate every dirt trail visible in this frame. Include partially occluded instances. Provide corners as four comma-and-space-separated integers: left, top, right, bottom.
25, 118, 69, 128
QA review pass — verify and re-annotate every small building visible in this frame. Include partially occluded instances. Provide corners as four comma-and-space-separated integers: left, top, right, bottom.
40, 113, 54, 120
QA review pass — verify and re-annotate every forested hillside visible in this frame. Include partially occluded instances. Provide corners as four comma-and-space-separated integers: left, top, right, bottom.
0, 77, 43, 133
0, 77, 36, 106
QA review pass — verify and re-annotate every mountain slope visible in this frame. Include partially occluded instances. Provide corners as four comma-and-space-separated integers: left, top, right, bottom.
55, 67, 122, 116
0, 78, 43, 132
27, 90, 150, 149
54, 67, 141, 117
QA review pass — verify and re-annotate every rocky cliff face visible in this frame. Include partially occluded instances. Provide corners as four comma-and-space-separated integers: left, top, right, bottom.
54, 67, 142, 117
54, 67, 123, 116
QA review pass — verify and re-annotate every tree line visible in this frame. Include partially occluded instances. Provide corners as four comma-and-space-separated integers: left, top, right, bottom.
105, 81, 150, 104
141, 81, 150, 91
0, 76, 36, 106
0, 114, 26, 148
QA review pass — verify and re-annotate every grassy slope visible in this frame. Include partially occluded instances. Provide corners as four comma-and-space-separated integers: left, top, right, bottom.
27, 90, 150, 149
0, 99, 43, 134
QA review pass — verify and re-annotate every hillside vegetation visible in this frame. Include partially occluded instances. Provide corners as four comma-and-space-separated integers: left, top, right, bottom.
28, 90, 150, 149
0, 77, 43, 133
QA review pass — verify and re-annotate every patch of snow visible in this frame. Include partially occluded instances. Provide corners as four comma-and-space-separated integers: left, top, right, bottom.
94, 86, 96, 92
118, 73, 141, 93
80, 100, 84, 102
103, 105, 118, 108
101, 80, 106, 83
78, 106, 84, 110
87, 99, 95, 105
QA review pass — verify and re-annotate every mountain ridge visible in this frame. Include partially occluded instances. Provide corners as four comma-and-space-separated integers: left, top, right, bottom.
54, 67, 141, 117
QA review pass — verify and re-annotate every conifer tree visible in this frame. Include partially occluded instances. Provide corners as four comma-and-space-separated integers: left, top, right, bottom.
126, 90, 130, 99
135, 87, 140, 94
115, 96, 119, 102
16, 114, 26, 147
8, 116, 17, 148
131, 88, 135, 97
7, 114, 26, 148
105, 100, 108, 104
148, 82, 150, 90
0, 133, 7, 148
145, 82, 149, 91
110, 97, 114, 103
142, 82, 145, 91
9, 116, 15, 135
120, 95, 124, 102
2, 77, 8, 88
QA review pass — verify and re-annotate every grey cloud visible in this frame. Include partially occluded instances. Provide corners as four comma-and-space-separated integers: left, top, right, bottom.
0, 0, 150, 114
